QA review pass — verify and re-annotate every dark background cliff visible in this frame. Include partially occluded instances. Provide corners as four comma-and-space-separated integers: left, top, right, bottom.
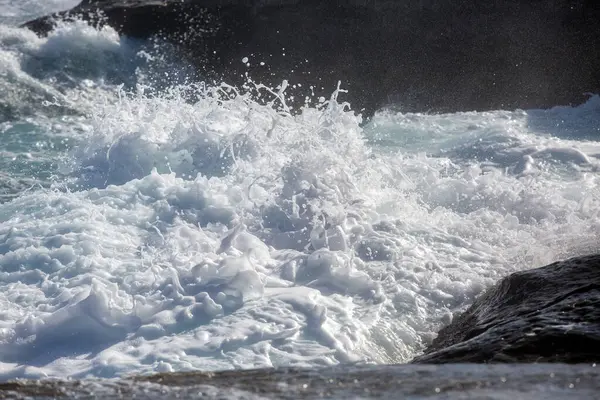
23, 0, 600, 117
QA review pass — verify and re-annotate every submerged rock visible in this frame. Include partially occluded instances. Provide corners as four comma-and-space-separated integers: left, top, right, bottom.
21, 1, 600, 117
413, 254, 600, 364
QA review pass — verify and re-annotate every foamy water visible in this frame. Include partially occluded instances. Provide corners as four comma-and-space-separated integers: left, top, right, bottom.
0, 0, 79, 25
1, 3, 600, 380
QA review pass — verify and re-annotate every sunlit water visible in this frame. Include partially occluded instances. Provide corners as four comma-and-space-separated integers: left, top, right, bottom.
0, 1, 599, 380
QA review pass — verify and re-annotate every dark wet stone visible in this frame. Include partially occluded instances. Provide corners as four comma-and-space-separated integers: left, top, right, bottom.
412, 254, 600, 364
1, 364, 599, 399
21, 0, 600, 119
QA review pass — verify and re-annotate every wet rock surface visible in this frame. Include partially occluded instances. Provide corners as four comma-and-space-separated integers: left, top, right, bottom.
413, 254, 600, 364
21, 0, 600, 118
1, 364, 599, 399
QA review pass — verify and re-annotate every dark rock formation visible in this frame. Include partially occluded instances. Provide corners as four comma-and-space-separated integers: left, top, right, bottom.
2, 364, 600, 399
412, 254, 600, 364
21, 1, 600, 117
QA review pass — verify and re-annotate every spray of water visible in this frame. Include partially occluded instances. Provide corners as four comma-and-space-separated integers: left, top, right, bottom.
0, 18, 599, 379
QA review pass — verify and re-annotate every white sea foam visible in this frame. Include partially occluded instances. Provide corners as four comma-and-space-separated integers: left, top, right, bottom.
0, 14, 600, 379
0, 21, 140, 123
0, 0, 80, 26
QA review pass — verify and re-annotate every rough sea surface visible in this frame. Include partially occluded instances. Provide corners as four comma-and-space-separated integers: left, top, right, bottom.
1, 0, 600, 383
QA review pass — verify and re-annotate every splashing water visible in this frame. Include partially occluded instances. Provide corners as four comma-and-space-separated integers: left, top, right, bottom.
0, 11, 599, 379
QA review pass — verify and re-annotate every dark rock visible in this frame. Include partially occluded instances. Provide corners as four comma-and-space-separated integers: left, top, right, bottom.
1, 364, 600, 399
21, 1, 600, 118
412, 254, 600, 364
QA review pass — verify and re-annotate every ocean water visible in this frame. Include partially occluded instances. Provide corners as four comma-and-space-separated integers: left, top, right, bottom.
0, 0, 600, 381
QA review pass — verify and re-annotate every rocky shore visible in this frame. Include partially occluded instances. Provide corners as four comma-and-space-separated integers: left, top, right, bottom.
1, 363, 599, 399
413, 254, 600, 364
22, 0, 600, 118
